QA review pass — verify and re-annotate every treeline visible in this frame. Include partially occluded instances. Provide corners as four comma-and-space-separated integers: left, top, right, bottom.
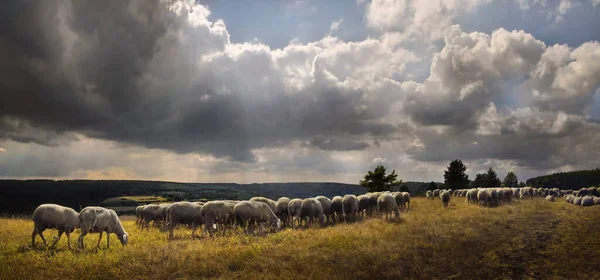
0, 180, 365, 215
526, 169, 600, 189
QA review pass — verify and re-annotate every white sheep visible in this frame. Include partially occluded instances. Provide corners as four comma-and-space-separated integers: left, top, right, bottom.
233, 200, 281, 235
402, 192, 411, 210
31, 204, 79, 249
166, 201, 204, 239
78, 206, 128, 249
440, 190, 451, 208
377, 193, 400, 220
545, 195, 555, 202
342, 195, 359, 222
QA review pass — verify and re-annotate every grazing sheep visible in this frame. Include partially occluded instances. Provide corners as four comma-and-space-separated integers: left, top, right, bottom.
581, 196, 594, 207
593, 197, 600, 205
233, 201, 281, 235
426, 190, 433, 199
135, 205, 144, 225
249, 197, 277, 214
300, 198, 325, 227
433, 189, 440, 199
402, 192, 411, 210
465, 189, 478, 204
166, 201, 204, 239
331, 196, 344, 222
78, 206, 128, 249
521, 187, 533, 199
545, 195, 555, 202
393, 192, 405, 211
357, 195, 370, 218
440, 190, 451, 208
342, 195, 359, 222
201, 201, 236, 237
140, 204, 164, 230
276, 197, 291, 226
572, 196, 582, 206
489, 189, 499, 207
377, 193, 400, 220
315, 196, 333, 224
287, 198, 304, 228
31, 204, 79, 249
477, 189, 490, 206
367, 192, 382, 216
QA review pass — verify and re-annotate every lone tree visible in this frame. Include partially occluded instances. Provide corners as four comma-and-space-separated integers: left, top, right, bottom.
444, 159, 470, 189
359, 165, 402, 192
503, 172, 519, 188
519, 181, 526, 187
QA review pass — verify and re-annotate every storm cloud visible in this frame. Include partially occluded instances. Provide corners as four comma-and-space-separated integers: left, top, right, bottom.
0, 0, 599, 182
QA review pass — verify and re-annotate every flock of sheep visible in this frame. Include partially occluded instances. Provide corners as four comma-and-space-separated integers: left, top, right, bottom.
563, 186, 600, 206
136, 192, 411, 240
30, 186, 599, 250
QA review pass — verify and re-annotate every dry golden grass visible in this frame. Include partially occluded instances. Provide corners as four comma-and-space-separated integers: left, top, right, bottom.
1, 197, 599, 280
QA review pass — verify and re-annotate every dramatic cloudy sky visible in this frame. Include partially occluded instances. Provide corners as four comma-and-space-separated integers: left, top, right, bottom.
1, 0, 599, 183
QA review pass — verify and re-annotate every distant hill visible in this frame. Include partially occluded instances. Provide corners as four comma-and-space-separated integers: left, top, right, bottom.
526, 169, 600, 189
0, 179, 442, 215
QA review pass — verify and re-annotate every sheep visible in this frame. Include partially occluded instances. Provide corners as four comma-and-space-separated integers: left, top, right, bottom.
377, 193, 400, 220
300, 198, 325, 227
249, 197, 277, 214
201, 201, 236, 237
572, 196, 582, 206
276, 197, 291, 227
593, 197, 600, 205
402, 192, 411, 210
433, 189, 440, 199
366, 192, 381, 217
477, 189, 490, 206
545, 195, 555, 202
392, 192, 405, 211
581, 196, 594, 207
31, 204, 79, 249
331, 196, 344, 222
78, 206, 128, 249
426, 190, 433, 199
440, 190, 451, 208
357, 195, 370, 218
233, 200, 281, 235
134, 205, 144, 225
166, 201, 204, 239
287, 198, 304, 228
465, 189, 477, 204
489, 189, 499, 207
315, 196, 333, 224
159, 203, 172, 230
140, 204, 164, 230
342, 195, 359, 222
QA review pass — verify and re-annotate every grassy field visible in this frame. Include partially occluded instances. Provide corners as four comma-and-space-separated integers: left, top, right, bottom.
101, 195, 169, 205
1, 197, 599, 279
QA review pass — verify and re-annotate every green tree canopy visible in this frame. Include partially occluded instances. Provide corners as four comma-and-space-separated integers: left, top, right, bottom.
444, 159, 470, 189
472, 173, 486, 188
486, 167, 502, 188
519, 181, 526, 187
426, 181, 437, 191
359, 165, 402, 192
503, 172, 519, 188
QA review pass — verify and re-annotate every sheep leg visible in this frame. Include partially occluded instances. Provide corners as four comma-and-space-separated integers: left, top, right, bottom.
96, 232, 103, 249
38, 231, 48, 247
106, 232, 110, 249
50, 229, 64, 248
66, 231, 72, 249
31, 228, 37, 247
78, 231, 87, 249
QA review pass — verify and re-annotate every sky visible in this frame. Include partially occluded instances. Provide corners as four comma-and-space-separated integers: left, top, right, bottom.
0, 0, 599, 184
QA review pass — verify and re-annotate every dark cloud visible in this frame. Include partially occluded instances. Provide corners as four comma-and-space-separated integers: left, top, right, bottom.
0, 0, 396, 162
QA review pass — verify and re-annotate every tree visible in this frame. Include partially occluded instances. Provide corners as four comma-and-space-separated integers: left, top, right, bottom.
519, 181, 526, 187
359, 165, 402, 192
444, 159, 470, 189
503, 172, 519, 188
426, 181, 437, 191
485, 167, 502, 188
472, 173, 486, 188
399, 185, 410, 193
